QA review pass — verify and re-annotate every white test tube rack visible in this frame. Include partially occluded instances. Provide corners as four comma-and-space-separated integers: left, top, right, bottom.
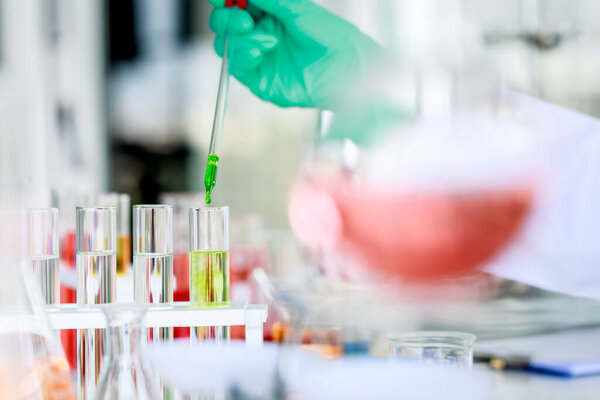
46, 301, 269, 347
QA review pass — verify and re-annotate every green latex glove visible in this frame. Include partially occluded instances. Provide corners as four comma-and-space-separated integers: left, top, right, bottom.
208, 0, 382, 109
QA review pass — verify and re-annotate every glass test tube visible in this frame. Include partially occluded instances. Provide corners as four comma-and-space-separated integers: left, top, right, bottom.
116, 194, 131, 274
133, 205, 174, 400
99, 193, 131, 274
159, 193, 205, 298
133, 205, 173, 340
189, 207, 231, 342
76, 206, 117, 400
27, 208, 60, 305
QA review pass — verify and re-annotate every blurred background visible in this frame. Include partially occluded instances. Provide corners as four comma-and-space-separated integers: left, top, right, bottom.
1, 0, 599, 226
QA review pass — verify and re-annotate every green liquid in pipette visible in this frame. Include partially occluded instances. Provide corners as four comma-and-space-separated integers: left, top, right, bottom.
204, 154, 219, 204
189, 250, 230, 308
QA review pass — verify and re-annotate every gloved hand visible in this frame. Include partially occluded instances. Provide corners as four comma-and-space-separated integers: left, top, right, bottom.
208, 0, 382, 109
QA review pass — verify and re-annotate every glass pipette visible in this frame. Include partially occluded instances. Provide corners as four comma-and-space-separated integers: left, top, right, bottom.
204, 0, 248, 204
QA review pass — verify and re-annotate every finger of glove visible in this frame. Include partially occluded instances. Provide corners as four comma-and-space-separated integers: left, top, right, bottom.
214, 36, 276, 75
221, 44, 263, 73
234, 66, 268, 101
234, 65, 296, 107
209, 8, 254, 35
214, 31, 277, 56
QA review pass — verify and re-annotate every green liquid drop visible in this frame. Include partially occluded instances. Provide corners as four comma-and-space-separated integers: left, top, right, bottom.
204, 153, 219, 205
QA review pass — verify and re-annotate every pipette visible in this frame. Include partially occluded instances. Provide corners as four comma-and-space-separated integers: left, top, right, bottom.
204, 0, 248, 204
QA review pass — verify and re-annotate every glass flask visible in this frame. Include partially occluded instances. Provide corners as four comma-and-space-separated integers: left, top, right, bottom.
0, 257, 76, 400
288, 0, 541, 286
0, 207, 76, 399
95, 304, 160, 400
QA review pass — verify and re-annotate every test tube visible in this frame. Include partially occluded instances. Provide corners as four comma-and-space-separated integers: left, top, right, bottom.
189, 206, 230, 342
133, 204, 174, 400
76, 206, 117, 400
159, 193, 205, 299
99, 193, 131, 274
27, 208, 60, 305
116, 194, 131, 274
133, 205, 173, 340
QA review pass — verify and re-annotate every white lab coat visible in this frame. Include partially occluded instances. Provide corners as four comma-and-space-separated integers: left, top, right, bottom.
485, 94, 600, 300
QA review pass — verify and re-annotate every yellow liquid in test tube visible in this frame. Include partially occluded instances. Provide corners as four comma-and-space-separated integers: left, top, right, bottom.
116, 235, 131, 274
189, 250, 230, 341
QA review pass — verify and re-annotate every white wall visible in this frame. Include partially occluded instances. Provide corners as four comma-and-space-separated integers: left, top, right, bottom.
0, 0, 107, 208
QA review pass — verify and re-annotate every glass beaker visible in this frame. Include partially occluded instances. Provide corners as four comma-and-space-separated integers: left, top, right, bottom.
76, 206, 117, 399
95, 304, 160, 400
387, 331, 476, 369
287, 0, 539, 287
27, 208, 60, 305
189, 206, 230, 341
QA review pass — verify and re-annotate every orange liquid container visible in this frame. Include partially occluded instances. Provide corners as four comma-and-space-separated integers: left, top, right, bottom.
0, 255, 77, 400
0, 356, 75, 400
117, 234, 131, 274
59, 231, 77, 371
38, 356, 77, 400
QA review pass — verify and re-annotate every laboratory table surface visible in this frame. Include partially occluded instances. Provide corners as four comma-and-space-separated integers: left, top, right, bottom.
484, 367, 600, 399
476, 327, 600, 399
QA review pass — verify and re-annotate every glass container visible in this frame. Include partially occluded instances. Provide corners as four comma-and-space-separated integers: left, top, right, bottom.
99, 193, 131, 275
287, 0, 540, 286
159, 193, 205, 305
27, 208, 60, 305
0, 207, 75, 399
387, 331, 476, 369
0, 257, 77, 400
133, 205, 174, 341
76, 206, 117, 399
95, 304, 160, 400
189, 206, 230, 341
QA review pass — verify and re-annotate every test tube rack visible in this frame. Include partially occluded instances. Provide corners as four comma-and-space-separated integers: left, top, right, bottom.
46, 301, 268, 347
